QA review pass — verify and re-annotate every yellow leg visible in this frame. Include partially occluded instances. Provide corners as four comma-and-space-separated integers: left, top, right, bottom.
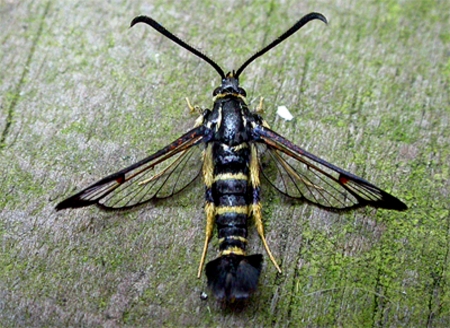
249, 144, 281, 273
186, 97, 206, 127
197, 201, 215, 278
186, 97, 202, 114
185, 97, 195, 113
252, 203, 282, 273
256, 96, 264, 113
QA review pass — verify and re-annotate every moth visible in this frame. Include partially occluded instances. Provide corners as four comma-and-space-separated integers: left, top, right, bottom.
56, 12, 407, 303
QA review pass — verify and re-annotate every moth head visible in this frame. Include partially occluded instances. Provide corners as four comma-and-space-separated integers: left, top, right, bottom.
212, 71, 246, 97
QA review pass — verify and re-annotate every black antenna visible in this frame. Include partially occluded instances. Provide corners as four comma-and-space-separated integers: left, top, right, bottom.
131, 16, 226, 79
235, 12, 327, 78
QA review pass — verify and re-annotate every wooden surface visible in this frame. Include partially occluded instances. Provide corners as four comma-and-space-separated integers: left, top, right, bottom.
1, 0, 449, 326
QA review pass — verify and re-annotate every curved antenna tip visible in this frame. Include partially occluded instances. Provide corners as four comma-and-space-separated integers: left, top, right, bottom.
130, 15, 153, 28
309, 12, 328, 25
129, 15, 225, 79
235, 12, 328, 78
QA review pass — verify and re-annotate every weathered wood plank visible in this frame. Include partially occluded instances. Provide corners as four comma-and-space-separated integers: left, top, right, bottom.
1, 0, 449, 326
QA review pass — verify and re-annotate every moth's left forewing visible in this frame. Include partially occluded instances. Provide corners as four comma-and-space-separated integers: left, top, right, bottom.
56, 126, 208, 211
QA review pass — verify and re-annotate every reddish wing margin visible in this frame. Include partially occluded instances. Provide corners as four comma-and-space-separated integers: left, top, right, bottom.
55, 126, 209, 211
253, 125, 407, 211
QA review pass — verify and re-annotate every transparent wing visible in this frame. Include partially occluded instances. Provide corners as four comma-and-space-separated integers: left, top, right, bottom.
254, 125, 407, 211
56, 126, 208, 211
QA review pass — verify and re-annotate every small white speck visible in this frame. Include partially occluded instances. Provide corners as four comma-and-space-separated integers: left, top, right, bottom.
277, 105, 294, 121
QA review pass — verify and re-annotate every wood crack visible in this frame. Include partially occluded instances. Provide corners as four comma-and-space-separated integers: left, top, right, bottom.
0, 1, 51, 151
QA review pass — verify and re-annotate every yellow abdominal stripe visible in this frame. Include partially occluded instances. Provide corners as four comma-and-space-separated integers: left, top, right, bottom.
220, 246, 246, 256
215, 206, 248, 215
218, 235, 248, 244
214, 172, 248, 182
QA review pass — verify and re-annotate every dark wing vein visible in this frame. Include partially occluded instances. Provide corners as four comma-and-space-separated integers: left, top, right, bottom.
56, 126, 208, 211
254, 125, 407, 211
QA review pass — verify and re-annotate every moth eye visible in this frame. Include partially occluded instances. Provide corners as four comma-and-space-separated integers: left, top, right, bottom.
213, 87, 221, 96
238, 88, 246, 97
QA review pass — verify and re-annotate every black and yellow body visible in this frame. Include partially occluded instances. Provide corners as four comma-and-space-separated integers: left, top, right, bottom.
200, 74, 266, 301
55, 13, 407, 305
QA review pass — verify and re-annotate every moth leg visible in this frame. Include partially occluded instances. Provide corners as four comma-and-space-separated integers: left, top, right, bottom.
186, 97, 206, 128
198, 144, 215, 278
250, 144, 281, 273
256, 96, 264, 113
197, 201, 215, 278
252, 202, 281, 273
186, 97, 202, 114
